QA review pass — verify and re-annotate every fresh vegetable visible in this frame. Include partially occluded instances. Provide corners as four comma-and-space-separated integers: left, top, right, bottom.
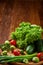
10, 45, 15, 50
32, 57, 40, 63
13, 49, 20, 56
0, 44, 4, 49
0, 53, 37, 63
1, 46, 6, 51
26, 45, 34, 54
10, 40, 16, 46
10, 22, 43, 49
20, 49, 24, 54
2, 40, 10, 51
10, 32, 16, 40
23, 58, 28, 63
37, 53, 43, 61
1, 43, 10, 51
0, 22, 43, 64
5, 40, 10, 45
17, 40, 27, 49
35, 39, 43, 52
2, 50, 7, 55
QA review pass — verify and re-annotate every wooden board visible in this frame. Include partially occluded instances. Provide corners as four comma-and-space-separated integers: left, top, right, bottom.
0, 0, 43, 43
0, 61, 43, 65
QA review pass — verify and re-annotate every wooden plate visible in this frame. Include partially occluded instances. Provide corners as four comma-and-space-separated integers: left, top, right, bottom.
0, 61, 43, 65
11, 61, 43, 65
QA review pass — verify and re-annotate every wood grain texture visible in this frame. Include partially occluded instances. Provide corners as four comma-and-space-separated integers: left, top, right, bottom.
0, 0, 43, 43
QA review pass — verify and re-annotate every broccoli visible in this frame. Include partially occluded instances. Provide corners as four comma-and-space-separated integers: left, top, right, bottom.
10, 22, 43, 49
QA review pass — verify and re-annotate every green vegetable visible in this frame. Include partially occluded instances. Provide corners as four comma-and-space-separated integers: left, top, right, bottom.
23, 58, 28, 63
2, 50, 7, 55
10, 32, 16, 40
19, 22, 31, 27
0, 44, 4, 48
2, 40, 10, 51
26, 45, 34, 54
1, 46, 6, 51
35, 39, 43, 52
0, 53, 37, 63
32, 57, 40, 63
20, 50, 24, 54
1, 43, 10, 51
10, 45, 15, 50
10, 22, 43, 49
17, 40, 27, 49
5, 40, 10, 45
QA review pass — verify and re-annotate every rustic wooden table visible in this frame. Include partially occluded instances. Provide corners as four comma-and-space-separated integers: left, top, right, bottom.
0, 0, 43, 44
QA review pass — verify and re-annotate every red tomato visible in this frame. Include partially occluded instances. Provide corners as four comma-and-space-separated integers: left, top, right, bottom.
10, 40, 16, 46
37, 53, 43, 61
13, 49, 20, 56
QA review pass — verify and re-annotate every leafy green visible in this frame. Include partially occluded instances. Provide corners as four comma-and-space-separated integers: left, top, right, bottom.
10, 22, 43, 49
17, 40, 27, 49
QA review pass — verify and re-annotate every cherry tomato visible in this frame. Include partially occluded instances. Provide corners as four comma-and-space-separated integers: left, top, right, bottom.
37, 53, 43, 61
37, 53, 41, 58
13, 49, 20, 56
10, 40, 16, 46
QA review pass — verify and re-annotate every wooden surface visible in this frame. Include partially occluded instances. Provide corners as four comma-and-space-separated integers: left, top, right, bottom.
0, 61, 43, 65
0, 0, 43, 43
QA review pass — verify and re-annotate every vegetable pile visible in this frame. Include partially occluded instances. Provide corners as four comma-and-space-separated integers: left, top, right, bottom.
0, 22, 43, 64
11, 22, 43, 49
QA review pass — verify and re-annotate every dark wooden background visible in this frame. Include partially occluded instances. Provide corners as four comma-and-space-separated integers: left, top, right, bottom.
0, 0, 43, 43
